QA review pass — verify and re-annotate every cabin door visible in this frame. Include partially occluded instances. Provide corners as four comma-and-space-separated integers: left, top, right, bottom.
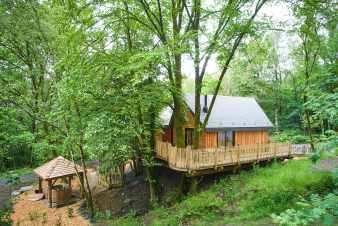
185, 128, 193, 147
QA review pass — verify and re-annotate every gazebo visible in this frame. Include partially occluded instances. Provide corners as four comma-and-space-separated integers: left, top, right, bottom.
34, 156, 84, 207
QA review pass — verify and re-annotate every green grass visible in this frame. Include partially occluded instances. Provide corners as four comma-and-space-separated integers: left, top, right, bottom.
101, 159, 334, 226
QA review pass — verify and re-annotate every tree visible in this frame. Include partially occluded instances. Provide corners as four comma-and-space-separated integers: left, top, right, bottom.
0, 0, 56, 165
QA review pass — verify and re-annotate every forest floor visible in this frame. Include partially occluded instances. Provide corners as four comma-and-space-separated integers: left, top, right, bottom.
11, 188, 90, 226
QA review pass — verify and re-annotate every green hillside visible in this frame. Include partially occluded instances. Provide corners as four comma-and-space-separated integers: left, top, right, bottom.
104, 159, 336, 226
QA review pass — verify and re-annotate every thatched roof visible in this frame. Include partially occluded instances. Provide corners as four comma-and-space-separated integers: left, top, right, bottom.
34, 156, 83, 180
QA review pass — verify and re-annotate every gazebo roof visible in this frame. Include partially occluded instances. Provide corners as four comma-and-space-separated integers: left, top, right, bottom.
34, 156, 83, 180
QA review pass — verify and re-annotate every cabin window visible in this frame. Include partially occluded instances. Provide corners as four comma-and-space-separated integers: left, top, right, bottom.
218, 131, 226, 147
185, 128, 193, 146
225, 130, 234, 147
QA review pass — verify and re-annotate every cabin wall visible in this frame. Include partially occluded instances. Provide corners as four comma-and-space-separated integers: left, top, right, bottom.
162, 128, 172, 143
234, 130, 269, 146
172, 111, 195, 145
201, 132, 218, 148
156, 110, 270, 148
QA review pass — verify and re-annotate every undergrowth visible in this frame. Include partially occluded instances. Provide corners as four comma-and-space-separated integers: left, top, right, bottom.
102, 159, 334, 226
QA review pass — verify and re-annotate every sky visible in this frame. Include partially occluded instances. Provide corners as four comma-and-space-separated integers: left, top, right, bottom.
181, 1, 297, 78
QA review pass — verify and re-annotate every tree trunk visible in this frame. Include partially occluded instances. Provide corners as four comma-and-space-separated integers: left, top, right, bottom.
274, 108, 279, 132
173, 88, 185, 148
79, 144, 94, 216
74, 103, 95, 217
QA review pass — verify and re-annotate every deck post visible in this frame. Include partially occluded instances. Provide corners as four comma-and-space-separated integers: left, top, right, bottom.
186, 146, 191, 171
48, 179, 52, 208
214, 149, 217, 168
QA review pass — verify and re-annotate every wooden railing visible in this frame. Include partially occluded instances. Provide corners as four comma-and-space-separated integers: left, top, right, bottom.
155, 141, 292, 172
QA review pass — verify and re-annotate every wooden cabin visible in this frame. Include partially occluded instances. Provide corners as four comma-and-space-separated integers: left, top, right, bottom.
158, 94, 273, 148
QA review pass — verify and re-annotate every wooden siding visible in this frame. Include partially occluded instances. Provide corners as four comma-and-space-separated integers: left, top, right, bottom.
161, 111, 270, 148
201, 132, 218, 148
162, 128, 172, 143
235, 130, 269, 146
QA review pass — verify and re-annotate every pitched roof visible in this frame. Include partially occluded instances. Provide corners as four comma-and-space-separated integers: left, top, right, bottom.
34, 156, 83, 180
160, 94, 273, 129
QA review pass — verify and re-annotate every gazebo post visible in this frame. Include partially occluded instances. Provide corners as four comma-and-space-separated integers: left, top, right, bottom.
48, 179, 52, 208
38, 177, 42, 193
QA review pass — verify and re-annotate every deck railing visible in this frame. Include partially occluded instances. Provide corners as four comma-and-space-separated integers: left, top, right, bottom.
155, 141, 292, 172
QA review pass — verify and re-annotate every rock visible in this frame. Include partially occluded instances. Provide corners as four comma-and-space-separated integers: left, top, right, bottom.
27, 193, 44, 201
20, 185, 33, 192
11, 190, 22, 196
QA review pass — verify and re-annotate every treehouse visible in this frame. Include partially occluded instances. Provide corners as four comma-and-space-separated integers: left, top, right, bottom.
158, 94, 273, 148
155, 94, 291, 175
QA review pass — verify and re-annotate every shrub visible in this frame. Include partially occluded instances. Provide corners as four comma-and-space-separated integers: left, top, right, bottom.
67, 207, 74, 218
272, 130, 310, 144
271, 193, 338, 226
0, 210, 12, 226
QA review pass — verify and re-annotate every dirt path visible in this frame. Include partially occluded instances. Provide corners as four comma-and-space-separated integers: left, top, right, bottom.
11, 187, 90, 226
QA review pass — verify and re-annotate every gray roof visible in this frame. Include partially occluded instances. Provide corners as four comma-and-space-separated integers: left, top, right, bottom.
160, 94, 273, 129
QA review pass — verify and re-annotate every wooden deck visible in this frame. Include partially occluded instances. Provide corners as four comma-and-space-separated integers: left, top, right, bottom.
155, 141, 292, 173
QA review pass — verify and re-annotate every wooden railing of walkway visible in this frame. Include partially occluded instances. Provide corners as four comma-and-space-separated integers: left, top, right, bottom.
155, 141, 292, 172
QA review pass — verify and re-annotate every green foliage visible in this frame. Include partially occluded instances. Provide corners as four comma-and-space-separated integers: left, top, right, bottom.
271, 193, 338, 226
272, 130, 310, 144
272, 168, 338, 226
237, 160, 333, 219
310, 151, 321, 164
107, 213, 140, 226
0, 199, 12, 226
0, 167, 32, 184
67, 207, 74, 218
0, 210, 12, 226
95, 210, 140, 226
